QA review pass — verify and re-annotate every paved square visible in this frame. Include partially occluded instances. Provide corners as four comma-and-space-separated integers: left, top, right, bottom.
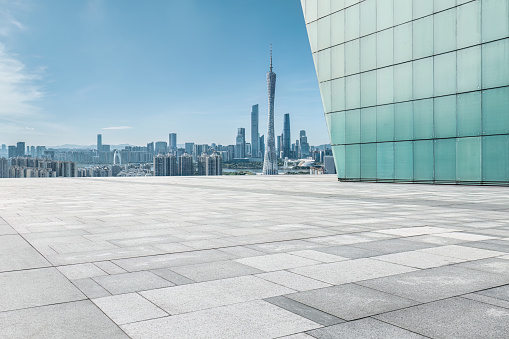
1, 175, 509, 338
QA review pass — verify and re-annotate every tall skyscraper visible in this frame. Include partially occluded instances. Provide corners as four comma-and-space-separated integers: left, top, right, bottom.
155, 141, 168, 155
251, 104, 259, 158
169, 133, 177, 152
146, 142, 154, 156
179, 153, 194, 176
97, 134, 102, 152
283, 113, 291, 158
235, 128, 246, 158
262, 45, 278, 175
300, 130, 310, 158
154, 154, 177, 176
8, 146, 17, 158
16, 142, 25, 157
185, 142, 194, 155
259, 135, 265, 159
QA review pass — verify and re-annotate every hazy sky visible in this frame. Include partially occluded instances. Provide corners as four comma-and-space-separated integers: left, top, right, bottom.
0, 0, 326, 147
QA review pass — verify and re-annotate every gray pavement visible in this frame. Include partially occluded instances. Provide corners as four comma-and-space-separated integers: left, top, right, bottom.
0, 175, 509, 338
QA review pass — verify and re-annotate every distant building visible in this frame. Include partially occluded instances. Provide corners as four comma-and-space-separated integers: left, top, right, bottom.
300, 130, 310, 158
155, 141, 168, 155
198, 152, 222, 176
8, 146, 17, 158
251, 104, 259, 158
16, 142, 25, 157
154, 154, 177, 176
0, 158, 8, 178
324, 156, 336, 175
146, 142, 154, 156
283, 113, 291, 158
259, 135, 265, 159
169, 133, 177, 152
6, 157, 76, 178
179, 153, 194, 176
97, 134, 102, 151
185, 142, 194, 155
235, 128, 246, 158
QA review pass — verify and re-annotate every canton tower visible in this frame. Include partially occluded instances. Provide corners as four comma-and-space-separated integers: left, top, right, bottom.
262, 45, 278, 175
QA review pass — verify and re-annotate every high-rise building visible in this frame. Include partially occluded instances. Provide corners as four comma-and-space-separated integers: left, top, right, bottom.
154, 154, 177, 176
169, 133, 177, 152
302, 0, 509, 184
17, 142, 25, 157
324, 156, 336, 175
277, 135, 282, 158
146, 142, 154, 156
179, 153, 194, 176
300, 130, 310, 158
0, 158, 8, 178
155, 141, 168, 155
206, 152, 222, 176
8, 146, 17, 158
97, 134, 102, 151
263, 45, 278, 175
283, 113, 291, 158
185, 142, 194, 155
235, 128, 246, 158
259, 135, 265, 159
251, 104, 259, 158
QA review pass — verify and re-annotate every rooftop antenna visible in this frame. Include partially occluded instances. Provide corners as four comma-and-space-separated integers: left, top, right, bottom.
270, 44, 273, 72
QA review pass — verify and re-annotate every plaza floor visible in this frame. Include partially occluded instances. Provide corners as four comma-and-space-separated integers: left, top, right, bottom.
1, 175, 509, 338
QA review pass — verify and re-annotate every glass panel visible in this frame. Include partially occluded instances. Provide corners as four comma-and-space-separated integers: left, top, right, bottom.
317, 49, 331, 82
482, 0, 509, 43
413, 16, 433, 59
331, 0, 346, 12
317, 0, 331, 18
434, 138, 456, 182
434, 0, 456, 12
331, 77, 346, 112
483, 135, 509, 182
360, 35, 376, 72
413, 57, 434, 99
457, 0, 481, 49
345, 4, 360, 41
360, 0, 376, 36
394, 0, 412, 25
330, 10, 345, 46
305, 0, 318, 23
413, 99, 434, 140
345, 40, 360, 76
395, 141, 413, 180
377, 29, 394, 68
361, 71, 377, 107
331, 44, 345, 79
394, 62, 413, 102
457, 91, 481, 137
346, 75, 361, 109
457, 137, 481, 182
317, 16, 331, 50
361, 107, 376, 143
482, 39, 509, 89
414, 140, 434, 181
457, 46, 481, 93
319, 81, 332, 113
377, 0, 394, 31
345, 109, 361, 143
434, 8, 456, 54
395, 102, 413, 141
413, 0, 433, 19
434, 52, 456, 96
394, 22, 413, 63
345, 144, 361, 179
361, 143, 376, 179
328, 112, 346, 145
377, 67, 394, 105
434, 95, 457, 138
332, 145, 346, 179
377, 104, 395, 142
482, 87, 509, 135
377, 142, 395, 180
307, 21, 318, 53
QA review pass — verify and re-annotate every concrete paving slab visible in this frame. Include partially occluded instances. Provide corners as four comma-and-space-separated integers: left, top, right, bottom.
418, 245, 505, 260
57, 263, 107, 280
235, 253, 320, 272
265, 296, 344, 326
373, 250, 466, 269
0, 235, 51, 272
170, 260, 262, 282
315, 245, 384, 259
256, 270, 331, 291
93, 271, 174, 294
289, 250, 348, 263
72, 278, 111, 298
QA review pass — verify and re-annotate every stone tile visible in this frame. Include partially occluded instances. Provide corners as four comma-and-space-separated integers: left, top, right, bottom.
94, 261, 127, 274
406, 234, 468, 245
373, 250, 466, 269
279, 334, 315, 339
92, 293, 168, 325
265, 296, 344, 326
72, 278, 111, 298
246, 240, 322, 253
171, 260, 262, 282
462, 293, 509, 310
289, 250, 348, 263
434, 232, 495, 241
419, 245, 505, 260
0, 267, 85, 312
476, 285, 509, 302
0, 300, 129, 339
315, 245, 384, 259
93, 271, 174, 294
150, 268, 195, 285
153, 242, 195, 253
376, 297, 509, 339
0, 235, 51, 272
456, 258, 509, 276
290, 258, 416, 285
375, 226, 456, 237
140, 275, 295, 314
307, 318, 426, 339
57, 263, 107, 280
217, 245, 265, 257
351, 238, 437, 255
461, 240, 509, 253
256, 270, 331, 291
46, 246, 165, 266
235, 253, 319, 272
358, 266, 509, 303
286, 284, 416, 320
121, 300, 321, 339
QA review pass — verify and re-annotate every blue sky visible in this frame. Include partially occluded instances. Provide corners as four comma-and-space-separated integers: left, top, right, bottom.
0, 0, 326, 147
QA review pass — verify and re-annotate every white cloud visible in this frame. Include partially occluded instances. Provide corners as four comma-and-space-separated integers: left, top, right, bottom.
102, 126, 133, 130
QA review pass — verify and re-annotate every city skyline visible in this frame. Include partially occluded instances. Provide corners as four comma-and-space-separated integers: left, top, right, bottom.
0, 0, 326, 146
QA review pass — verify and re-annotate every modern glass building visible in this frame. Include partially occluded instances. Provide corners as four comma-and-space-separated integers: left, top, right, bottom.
302, 0, 509, 184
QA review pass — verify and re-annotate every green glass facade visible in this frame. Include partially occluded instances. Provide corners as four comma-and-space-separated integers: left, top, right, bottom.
302, 0, 509, 184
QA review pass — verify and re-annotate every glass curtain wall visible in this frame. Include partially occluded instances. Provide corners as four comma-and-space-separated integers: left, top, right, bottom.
302, 0, 509, 184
